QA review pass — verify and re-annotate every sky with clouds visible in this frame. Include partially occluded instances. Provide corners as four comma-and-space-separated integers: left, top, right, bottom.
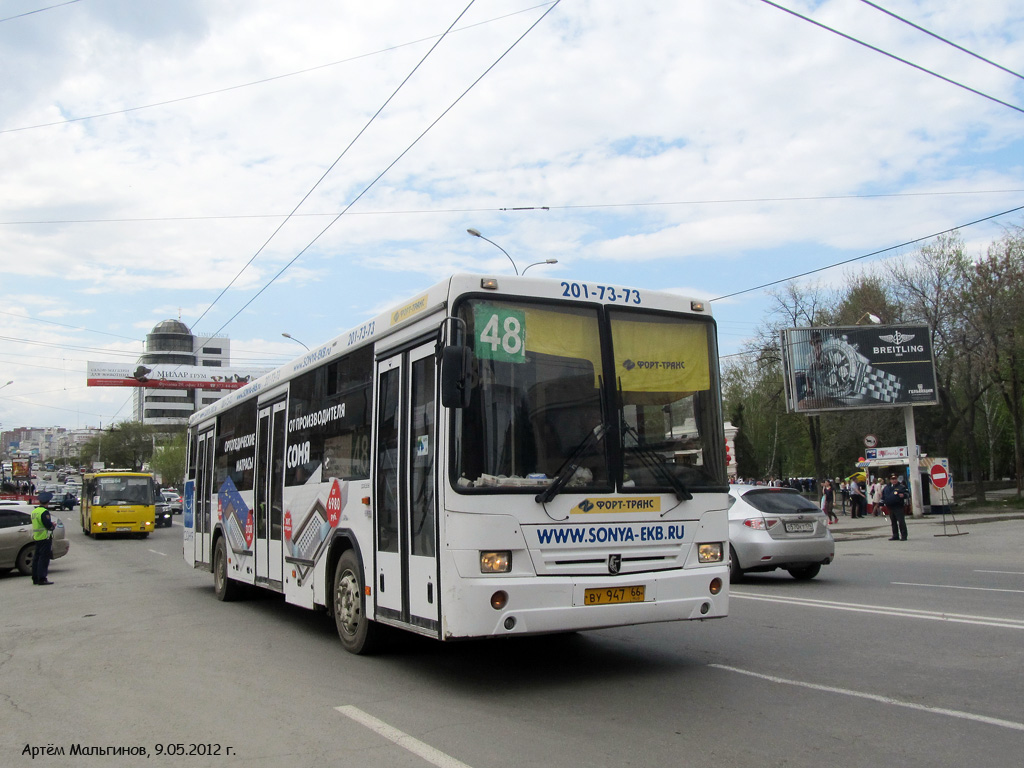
1, 0, 1022, 431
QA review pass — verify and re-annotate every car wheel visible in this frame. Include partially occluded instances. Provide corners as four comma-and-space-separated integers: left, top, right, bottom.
729, 546, 744, 582
787, 563, 821, 580
16, 544, 35, 576
333, 550, 379, 654
213, 537, 242, 602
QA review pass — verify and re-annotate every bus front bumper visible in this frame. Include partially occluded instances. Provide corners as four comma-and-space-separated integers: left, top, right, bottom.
441, 566, 729, 640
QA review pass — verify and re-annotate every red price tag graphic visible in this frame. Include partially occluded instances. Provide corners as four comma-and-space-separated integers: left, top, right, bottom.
327, 480, 342, 528
244, 512, 254, 547
283, 510, 292, 541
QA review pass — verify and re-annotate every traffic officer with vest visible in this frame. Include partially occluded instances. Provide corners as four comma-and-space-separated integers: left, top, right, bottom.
31, 490, 56, 585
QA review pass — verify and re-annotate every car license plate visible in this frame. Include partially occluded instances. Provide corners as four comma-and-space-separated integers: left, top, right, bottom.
584, 585, 645, 605
116, 527, 131, 532
785, 522, 814, 533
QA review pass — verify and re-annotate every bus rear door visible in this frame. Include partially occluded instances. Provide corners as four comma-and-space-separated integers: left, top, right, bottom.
193, 428, 215, 567
254, 399, 286, 587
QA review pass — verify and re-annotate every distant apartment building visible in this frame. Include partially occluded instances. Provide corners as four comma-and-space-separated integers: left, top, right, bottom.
1, 426, 100, 463
132, 319, 268, 427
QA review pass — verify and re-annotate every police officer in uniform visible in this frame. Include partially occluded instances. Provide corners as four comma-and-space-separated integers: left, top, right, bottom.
882, 473, 910, 541
31, 490, 56, 585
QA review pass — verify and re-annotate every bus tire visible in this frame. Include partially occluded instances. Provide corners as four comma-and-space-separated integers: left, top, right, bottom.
213, 537, 241, 602
333, 550, 378, 654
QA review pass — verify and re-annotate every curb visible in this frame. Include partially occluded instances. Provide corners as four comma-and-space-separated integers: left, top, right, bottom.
832, 512, 1024, 542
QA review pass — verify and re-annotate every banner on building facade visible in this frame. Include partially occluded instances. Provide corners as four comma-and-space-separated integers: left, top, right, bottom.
87, 362, 271, 391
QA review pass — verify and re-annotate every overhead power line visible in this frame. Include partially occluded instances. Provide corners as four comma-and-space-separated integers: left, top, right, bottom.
192, 1, 563, 347
0, 3, 556, 135
0, 0, 82, 24
3, 188, 1023, 227
190, 0, 482, 330
757, 0, 1024, 116
858, 0, 1024, 82
710, 202, 1024, 302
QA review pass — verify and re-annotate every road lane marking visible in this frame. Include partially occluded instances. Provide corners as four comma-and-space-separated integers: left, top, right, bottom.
975, 570, 1024, 576
336, 705, 474, 768
892, 581, 1024, 594
731, 591, 1024, 630
148, 549, 167, 556
710, 664, 1024, 732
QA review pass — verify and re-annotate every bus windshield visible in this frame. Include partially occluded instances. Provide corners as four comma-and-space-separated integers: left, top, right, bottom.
93, 475, 156, 506
452, 298, 725, 493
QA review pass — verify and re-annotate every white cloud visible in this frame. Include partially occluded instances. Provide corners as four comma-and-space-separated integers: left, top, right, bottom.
1, 0, 1022, 427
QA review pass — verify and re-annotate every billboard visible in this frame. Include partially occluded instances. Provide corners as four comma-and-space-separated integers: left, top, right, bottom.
87, 362, 272, 391
780, 325, 939, 413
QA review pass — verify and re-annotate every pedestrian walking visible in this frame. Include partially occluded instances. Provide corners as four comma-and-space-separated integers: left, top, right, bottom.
882, 473, 910, 541
822, 479, 838, 524
848, 478, 865, 518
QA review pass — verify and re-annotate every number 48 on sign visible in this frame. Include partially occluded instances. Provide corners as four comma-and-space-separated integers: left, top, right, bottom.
474, 305, 526, 363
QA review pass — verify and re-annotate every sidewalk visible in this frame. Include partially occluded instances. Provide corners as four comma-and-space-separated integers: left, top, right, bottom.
828, 507, 1024, 542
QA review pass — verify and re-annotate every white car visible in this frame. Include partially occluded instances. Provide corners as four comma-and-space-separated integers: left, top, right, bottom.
160, 489, 183, 514
728, 485, 835, 581
0, 503, 70, 576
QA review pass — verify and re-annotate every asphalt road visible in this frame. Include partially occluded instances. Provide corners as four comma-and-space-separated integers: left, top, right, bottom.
3, 511, 1022, 767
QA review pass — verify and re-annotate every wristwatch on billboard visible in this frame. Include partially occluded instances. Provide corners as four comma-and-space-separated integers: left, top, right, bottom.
819, 335, 902, 402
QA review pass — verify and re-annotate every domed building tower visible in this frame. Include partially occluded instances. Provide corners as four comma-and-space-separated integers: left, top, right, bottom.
133, 320, 232, 426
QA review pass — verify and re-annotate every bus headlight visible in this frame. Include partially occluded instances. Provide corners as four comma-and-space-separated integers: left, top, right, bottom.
480, 551, 512, 573
697, 543, 724, 563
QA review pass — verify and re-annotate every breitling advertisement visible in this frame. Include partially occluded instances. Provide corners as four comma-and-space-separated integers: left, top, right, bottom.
780, 325, 939, 413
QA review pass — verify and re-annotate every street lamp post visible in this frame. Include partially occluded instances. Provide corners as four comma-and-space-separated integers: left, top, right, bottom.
467, 228, 519, 275
281, 333, 310, 351
521, 258, 558, 274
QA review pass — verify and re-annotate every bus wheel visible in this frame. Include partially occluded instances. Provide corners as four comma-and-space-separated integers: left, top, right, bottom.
213, 537, 241, 602
333, 550, 378, 654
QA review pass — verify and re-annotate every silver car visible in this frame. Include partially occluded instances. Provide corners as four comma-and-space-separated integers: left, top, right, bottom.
728, 485, 834, 581
0, 503, 71, 576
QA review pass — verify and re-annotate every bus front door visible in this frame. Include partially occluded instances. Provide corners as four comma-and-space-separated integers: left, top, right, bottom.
254, 400, 286, 587
374, 341, 440, 634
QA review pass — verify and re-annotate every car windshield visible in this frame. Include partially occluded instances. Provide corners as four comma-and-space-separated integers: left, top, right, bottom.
451, 298, 725, 493
94, 476, 155, 505
738, 489, 820, 514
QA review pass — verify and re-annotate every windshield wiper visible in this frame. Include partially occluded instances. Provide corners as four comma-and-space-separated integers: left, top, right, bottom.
535, 423, 607, 504
621, 422, 693, 501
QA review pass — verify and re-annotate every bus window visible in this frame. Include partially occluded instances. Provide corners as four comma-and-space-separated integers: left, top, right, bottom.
453, 299, 608, 491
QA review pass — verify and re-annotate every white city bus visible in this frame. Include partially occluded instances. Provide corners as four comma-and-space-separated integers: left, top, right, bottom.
183, 274, 729, 653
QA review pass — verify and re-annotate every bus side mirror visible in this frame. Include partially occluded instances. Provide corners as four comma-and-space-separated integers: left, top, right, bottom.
440, 346, 472, 409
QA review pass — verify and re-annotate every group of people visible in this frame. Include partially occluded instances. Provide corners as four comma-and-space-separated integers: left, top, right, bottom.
820, 474, 911, 540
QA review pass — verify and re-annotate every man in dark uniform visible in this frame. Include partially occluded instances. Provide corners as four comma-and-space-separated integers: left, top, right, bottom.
882, 473, 910, 541
31, 491, 56, 585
